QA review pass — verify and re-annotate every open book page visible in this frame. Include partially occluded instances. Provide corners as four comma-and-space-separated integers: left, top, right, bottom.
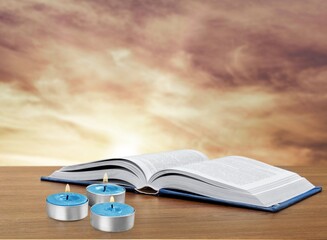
56, 159, 149, 186
168, 156, 297, 191
125, 149, 208, 181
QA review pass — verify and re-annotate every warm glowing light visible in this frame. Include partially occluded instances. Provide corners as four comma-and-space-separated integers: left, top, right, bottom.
109, 143, 140, 157
110, 196, 115, 202
103, 172, 108, 183
65, 184, 70, 193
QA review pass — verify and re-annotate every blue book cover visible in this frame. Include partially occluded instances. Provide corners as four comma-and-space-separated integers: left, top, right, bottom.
158, 187, 322, 212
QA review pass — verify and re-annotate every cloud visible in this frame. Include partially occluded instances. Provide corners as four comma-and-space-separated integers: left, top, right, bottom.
0, 0, 326, 165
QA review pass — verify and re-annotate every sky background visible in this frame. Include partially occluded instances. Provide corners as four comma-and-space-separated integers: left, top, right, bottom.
0, 0, 326, 166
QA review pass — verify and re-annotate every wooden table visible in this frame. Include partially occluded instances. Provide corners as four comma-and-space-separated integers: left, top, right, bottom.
0, 166, 326, 239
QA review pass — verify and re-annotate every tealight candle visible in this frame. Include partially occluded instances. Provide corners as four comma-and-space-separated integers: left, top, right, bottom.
46, 184, 88, 221
90, 196, 135, 232
86, 173, 125, 206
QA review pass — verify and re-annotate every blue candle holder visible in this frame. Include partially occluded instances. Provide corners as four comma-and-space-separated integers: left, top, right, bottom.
90, 202, 135, 232
86, 184, 125, 206
46, 186, 88, 221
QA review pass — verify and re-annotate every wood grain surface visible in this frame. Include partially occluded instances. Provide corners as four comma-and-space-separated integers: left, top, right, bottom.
0, 166, 326, 239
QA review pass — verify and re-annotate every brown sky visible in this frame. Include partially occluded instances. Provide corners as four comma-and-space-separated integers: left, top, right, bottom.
0, 0, 326, 166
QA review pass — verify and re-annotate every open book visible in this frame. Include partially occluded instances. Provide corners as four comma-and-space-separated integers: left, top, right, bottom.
41, 149, 321, 212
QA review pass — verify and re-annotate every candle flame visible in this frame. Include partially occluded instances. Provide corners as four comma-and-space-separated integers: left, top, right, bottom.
65, 184, 70, 193
103, 172, 108, 183
110, 196, 115, 202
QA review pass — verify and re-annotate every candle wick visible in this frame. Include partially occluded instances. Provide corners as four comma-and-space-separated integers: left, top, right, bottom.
111, 204, 113, 209
103, 185, 107, 192
66, 194, 69, 200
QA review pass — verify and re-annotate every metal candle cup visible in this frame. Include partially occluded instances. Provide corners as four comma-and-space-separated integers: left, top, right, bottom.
86, 184, 125, 206
90, 202, 135, 232
46, 191, 88, 221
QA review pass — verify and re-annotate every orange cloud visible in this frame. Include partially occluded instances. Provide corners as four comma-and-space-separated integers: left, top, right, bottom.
0, 0, 326, 165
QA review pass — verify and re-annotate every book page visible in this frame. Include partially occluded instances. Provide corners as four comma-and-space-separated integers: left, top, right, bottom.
125, 149, 208, 181
171, 156, 295, 190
